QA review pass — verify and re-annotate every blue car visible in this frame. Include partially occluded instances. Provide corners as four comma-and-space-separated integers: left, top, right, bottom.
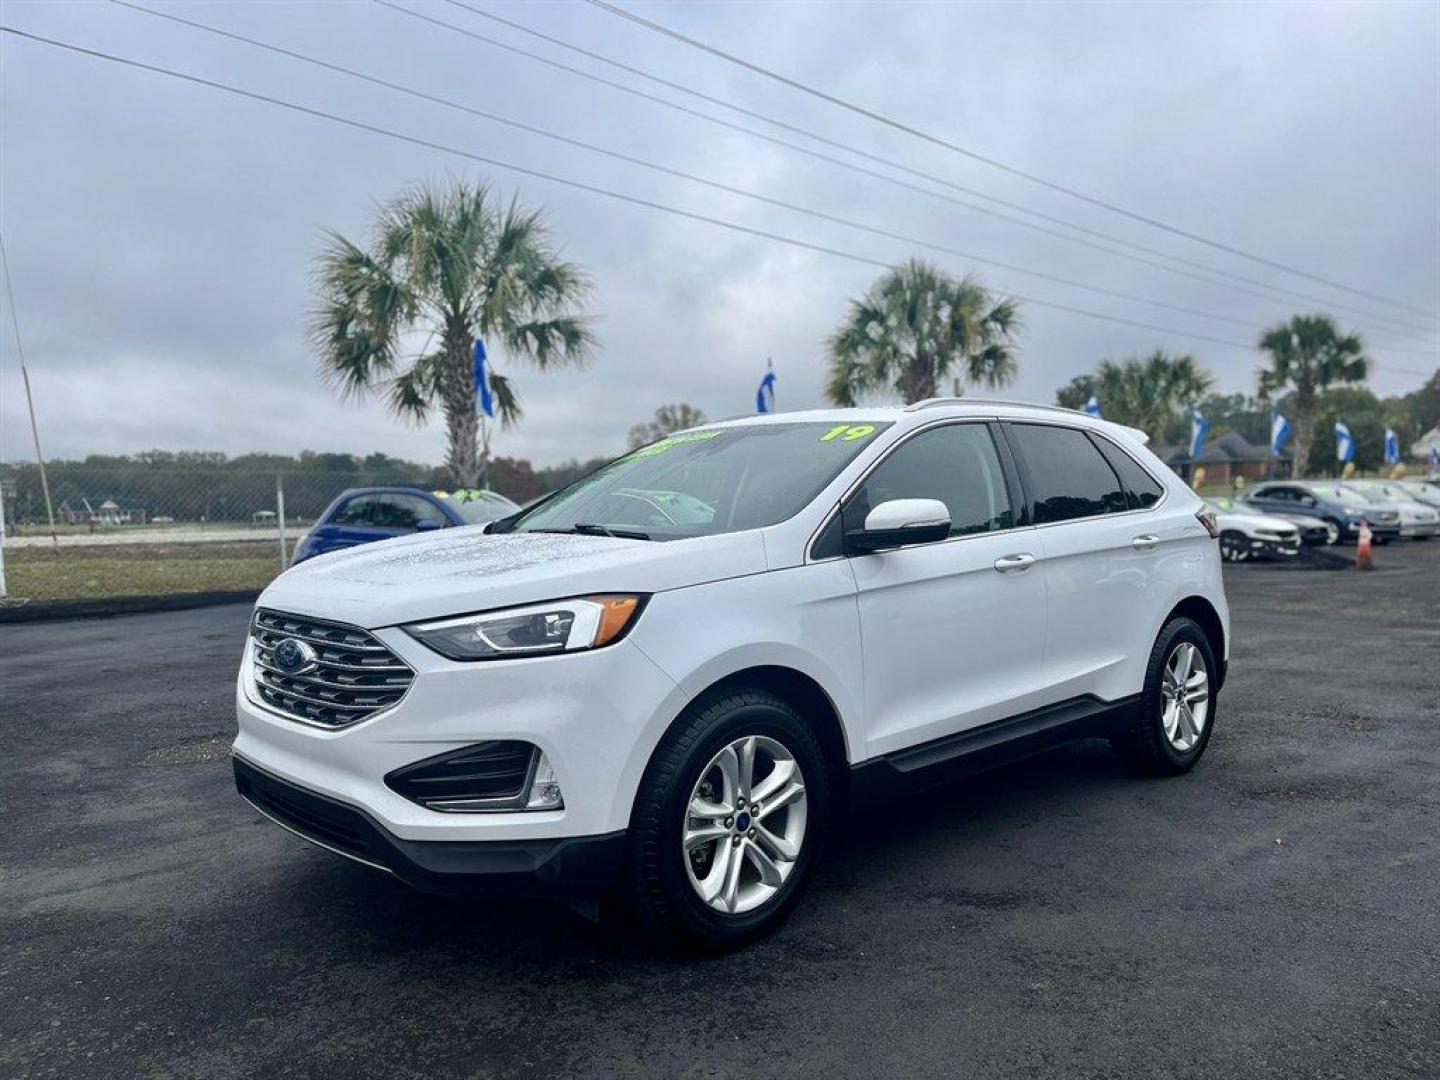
291, 486, 519, 564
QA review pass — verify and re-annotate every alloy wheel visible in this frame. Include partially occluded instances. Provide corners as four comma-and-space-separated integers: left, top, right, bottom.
1219, 534, 1249, 562
1161, 642, 1210, 752
683, 735, 808, 914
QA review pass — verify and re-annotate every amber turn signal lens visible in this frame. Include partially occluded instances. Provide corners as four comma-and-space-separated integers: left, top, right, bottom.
590, 595, 642, 646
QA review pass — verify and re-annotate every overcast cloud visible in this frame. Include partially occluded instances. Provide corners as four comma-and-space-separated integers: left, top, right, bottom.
1, 0, 1436, 468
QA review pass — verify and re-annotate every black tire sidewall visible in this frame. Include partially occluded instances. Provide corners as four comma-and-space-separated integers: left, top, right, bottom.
635, 692, 830, 946
1140, 618, 1219, 772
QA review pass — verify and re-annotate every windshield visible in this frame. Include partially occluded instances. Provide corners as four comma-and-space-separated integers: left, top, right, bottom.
1308, 484, 1358, 504
505, 421, 891, 540
1210, 498, 1264, 517
434, 489, 519, 524
1339, 485, 1393, 505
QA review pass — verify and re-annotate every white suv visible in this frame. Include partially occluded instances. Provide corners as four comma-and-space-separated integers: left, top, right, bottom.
233, 401, 1229, 945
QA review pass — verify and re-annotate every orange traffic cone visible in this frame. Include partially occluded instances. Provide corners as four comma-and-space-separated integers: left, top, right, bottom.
1355, 520, 1373, 571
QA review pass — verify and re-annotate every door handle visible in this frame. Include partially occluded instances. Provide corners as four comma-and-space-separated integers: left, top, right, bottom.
1132, 534, 1161, 550
993, 552, 1036, 573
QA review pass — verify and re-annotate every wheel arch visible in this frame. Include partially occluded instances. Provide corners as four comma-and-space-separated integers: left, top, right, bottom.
635, 664, 853, 822
1165, 596, 1227, 689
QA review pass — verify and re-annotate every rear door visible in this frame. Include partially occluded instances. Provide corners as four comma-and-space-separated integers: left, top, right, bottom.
1003, 422, 1167, 704
847, 421, 1047, 756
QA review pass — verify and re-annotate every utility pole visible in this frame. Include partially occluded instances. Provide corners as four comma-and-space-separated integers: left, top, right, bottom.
0, 480, 8, 599
1, 235, 58, 549
275, 473, 289, 572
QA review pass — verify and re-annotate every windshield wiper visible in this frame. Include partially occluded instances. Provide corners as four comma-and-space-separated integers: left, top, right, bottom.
532, 523, 653, 541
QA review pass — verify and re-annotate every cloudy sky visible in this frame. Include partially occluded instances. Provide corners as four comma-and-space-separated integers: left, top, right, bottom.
2, 0, 1436, 468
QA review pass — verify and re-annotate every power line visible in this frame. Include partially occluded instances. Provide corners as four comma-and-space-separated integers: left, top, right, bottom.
107, 0, 1313, 338
587, 0, 1439, 323
427, 0, 1439, 342
0, 25, 1430, 382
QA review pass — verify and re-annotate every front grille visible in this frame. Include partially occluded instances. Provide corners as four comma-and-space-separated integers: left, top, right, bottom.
249, 608, 413, 729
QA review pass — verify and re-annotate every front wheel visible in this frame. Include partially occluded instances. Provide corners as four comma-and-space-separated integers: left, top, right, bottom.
1111, 617, 1218, 776
623, 688, 830, 948
1219, 531, 1251, 562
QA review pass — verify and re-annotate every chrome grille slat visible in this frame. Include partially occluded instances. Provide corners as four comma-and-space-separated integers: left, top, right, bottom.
250, 608, 414, 729
252, 653, 411, 689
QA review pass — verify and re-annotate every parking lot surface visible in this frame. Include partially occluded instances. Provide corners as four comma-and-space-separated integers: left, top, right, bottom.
3, 543, 1437, 1079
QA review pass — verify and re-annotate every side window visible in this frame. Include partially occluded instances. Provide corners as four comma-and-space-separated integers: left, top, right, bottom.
843, 423, 1013, 539
1007, 423, 1128, 524
371, 494, 447, 528
1091, 436, 1164, 509
328, 496, 375, 526
1263, 487, 1293, 502
328, 494, 446, 528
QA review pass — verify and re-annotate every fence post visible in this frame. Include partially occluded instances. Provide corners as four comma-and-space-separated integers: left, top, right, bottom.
275, 473, 289, 572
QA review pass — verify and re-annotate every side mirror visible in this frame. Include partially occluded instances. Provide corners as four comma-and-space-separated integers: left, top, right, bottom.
846, 498, 950, 554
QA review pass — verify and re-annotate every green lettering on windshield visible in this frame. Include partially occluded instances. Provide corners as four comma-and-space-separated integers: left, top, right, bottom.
628, 429, 724, 458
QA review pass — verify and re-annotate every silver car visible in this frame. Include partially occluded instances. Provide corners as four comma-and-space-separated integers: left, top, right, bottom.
1339, 480, 1440, 540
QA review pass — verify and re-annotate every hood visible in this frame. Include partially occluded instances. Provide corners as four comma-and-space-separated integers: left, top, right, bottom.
259, 527, 770, 628
1219, 510, 1295, 533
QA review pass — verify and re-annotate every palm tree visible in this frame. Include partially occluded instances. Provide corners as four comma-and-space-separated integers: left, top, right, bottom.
1063, 351, 1213, 444
627, 403, 708, 449
1256, 315, 1369, 477
825, 260, 1020, 405
311, 179, 595, 486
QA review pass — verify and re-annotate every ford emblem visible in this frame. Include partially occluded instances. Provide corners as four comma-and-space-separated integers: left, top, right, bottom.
273, 637, 318, 674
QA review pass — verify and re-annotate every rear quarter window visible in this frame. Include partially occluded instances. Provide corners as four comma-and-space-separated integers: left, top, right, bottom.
1091, 435, 1164, 509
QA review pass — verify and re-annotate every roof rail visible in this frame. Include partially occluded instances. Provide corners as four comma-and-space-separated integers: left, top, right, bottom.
903, 396, 1089, 417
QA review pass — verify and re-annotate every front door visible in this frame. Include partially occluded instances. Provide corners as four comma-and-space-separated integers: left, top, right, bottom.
847, 422, 1047, 757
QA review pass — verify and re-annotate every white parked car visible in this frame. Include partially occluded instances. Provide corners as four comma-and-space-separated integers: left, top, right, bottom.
1205, 499, 1302, 561
1395, 478, 1440, 509
233, 401, 1230, 945
1338, 480, 1440, 540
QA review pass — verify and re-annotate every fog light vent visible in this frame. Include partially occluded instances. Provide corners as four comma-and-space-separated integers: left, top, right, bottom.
385, 741, 539, 812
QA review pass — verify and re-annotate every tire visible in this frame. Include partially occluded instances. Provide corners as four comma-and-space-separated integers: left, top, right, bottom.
1111, 617, 1218, 776
1218, 531, 1250, 562
622, 687, 831, 948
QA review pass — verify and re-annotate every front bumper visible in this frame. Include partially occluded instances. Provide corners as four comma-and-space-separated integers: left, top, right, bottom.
234, 627, 680, 844
1399, 521, 1440, 539
234, 756, 625, 897
1246, 535, 1302, 558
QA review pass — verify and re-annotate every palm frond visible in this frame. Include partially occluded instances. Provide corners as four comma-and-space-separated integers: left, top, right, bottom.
486, 370, 522, 428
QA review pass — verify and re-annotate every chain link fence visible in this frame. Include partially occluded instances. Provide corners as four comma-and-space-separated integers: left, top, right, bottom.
0, 467, 453, 602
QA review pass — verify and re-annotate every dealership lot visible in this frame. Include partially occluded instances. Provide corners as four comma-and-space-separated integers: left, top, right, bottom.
2, 545, 1437, 1079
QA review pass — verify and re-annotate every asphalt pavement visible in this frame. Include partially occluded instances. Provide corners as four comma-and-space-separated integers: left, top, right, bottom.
2, 543, 1437, 1079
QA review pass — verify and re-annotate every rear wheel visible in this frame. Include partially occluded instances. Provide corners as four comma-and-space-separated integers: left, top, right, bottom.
623, 687, 830, 947
1112, 617, 1218, 775
1219, 531, 1251, 562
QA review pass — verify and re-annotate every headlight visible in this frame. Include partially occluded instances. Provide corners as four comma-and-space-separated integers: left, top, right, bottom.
403, 595, 644, 660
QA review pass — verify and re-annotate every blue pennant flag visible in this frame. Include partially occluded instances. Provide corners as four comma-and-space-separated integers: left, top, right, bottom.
1384, 427, 1400, 466
473, 339, 494, 419
1335, 421, 1355, 463
1270, 411, 1291, 456
756, 359, 776, 414
1189, 408, 1210, 459
1084, 394, 1101, 418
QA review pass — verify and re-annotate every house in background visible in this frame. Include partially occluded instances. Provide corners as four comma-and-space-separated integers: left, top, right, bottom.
1157, 431, 1290, 486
